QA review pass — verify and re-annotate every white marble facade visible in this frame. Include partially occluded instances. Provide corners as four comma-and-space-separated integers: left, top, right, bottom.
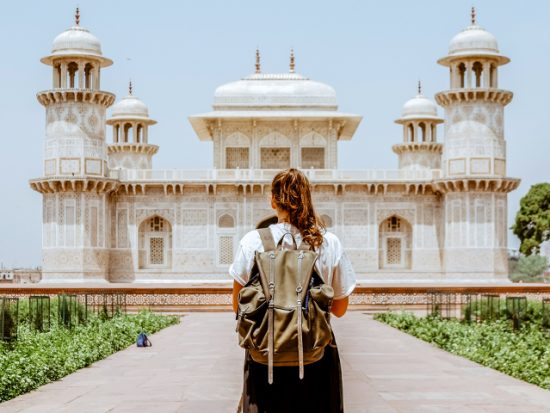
31, 10, 520, 284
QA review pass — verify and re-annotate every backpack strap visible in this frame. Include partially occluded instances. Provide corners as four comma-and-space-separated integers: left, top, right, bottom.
257, 228, 276, 251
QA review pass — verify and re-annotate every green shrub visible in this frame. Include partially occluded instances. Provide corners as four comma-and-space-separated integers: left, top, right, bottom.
374, 310, 550, 390
511, 254, 549, 281
0, 308, 179, 402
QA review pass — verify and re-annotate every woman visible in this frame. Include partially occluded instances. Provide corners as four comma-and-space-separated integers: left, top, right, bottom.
229, 168, 356, 413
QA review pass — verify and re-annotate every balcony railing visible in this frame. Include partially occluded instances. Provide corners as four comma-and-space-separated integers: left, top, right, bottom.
109, 168, 441, 183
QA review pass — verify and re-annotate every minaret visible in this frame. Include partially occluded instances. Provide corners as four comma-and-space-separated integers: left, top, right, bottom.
434, 8, 520, 281
30, 9, 117, 282
107, 81, 158, 170
393, 81, 443, 170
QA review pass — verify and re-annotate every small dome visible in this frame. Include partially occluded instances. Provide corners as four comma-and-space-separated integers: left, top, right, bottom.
438, 23, 509, 66
449, 25, 499, 56
213, 73, 337, 109
41, 25, 112, 67
398, 94, 441, 121
108, 95, 156, 124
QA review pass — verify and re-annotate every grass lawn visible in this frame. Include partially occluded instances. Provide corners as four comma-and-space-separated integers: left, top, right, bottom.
0, 298, 179, 402
374, 308, 550, 390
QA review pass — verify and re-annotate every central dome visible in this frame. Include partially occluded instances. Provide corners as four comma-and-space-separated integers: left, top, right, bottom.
213, 73, 337, 110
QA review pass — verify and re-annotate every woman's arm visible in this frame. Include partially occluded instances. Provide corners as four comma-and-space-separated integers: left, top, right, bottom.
331, 296, 349, 318
232, 280, 243, 313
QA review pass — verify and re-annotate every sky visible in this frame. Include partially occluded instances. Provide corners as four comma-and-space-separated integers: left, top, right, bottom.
0, 0, 549, 268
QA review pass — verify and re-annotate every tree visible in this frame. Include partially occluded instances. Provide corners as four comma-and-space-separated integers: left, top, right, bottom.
512, 183, 550, 255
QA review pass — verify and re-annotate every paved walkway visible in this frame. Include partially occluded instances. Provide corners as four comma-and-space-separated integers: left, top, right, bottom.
1, 312, 549, 413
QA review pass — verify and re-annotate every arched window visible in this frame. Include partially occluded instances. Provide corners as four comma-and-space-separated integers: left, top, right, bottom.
114, 124, 120, 143
136, 124, 143, 143
408, 124, 415, 143
419, 122, 426, 142
472, 62, 483, 88
218, 214, 235, 228
138, 216, 172, 269
458, 63, 466, 88
378, 215, 412, 270
123, 123, 132, 143
84, 63, 93, 89
67, 62, 78, 88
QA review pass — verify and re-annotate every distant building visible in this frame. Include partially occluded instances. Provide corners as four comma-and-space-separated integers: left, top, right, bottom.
0, 269, 41, 284
30, 9, 519, 284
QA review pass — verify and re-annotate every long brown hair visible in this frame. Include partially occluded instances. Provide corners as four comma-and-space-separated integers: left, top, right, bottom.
271, 168, 324, 249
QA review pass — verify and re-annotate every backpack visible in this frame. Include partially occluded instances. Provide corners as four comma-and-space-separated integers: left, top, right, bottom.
136, 332, 152, 347
236, 228, 334, 384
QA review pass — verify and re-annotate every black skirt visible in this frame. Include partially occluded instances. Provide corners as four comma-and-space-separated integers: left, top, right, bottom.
242, 339, 344, 413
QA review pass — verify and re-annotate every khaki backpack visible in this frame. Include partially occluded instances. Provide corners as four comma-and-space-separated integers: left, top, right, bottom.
236, 228, 334, 384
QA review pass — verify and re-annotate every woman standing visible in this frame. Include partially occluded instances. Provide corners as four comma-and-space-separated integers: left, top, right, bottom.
230, 168, 356, 413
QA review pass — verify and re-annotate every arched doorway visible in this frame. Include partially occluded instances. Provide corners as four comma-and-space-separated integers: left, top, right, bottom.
378, 215, 412, 270
138, 216, 172, 269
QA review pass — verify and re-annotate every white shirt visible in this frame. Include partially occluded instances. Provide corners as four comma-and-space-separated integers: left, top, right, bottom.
229, 222, 356, 300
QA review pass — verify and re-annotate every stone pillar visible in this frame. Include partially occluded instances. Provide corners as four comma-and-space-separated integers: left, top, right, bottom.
60, 62, 67, 89
482, 61, 491, 88
426, 122, 432, 143
78, 61, 84, 89
466, 62, 473, 89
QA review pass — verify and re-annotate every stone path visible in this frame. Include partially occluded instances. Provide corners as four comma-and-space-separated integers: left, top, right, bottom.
1, 312, 549, 412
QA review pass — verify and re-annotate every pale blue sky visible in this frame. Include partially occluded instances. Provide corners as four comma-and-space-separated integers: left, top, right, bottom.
1, 0, 549, 267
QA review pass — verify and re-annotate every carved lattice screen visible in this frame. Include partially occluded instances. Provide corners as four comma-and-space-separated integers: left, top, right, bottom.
226, 148, 249, 169
260, 148, 290, 169
301, 147, 325, 169
150, 237, 164, 265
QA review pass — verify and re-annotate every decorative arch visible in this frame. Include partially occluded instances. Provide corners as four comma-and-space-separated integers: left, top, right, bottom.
301, 131, 327, 146
378, 215, 412, 270
138, 215, 172, 269
218, 213, 235, 228
259, 132, 291, 147
225, 132, 250, 147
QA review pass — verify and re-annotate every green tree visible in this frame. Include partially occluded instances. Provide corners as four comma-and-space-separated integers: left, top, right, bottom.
512, 183, 550, 255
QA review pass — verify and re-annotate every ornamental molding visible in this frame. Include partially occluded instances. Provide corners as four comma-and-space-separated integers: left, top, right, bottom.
37, 89, 116, 107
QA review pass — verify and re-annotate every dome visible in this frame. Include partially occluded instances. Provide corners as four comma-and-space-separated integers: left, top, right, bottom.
213, 73, 337, 110
438, 23, 509, 66
449, 25, 499, 56
41, 25, 113, 67
108, 95, 156, 124
396, 94, 442, 123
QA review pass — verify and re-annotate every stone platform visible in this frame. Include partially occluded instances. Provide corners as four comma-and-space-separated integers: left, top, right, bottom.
1, 312, 549, 412
1, 282, 549, 313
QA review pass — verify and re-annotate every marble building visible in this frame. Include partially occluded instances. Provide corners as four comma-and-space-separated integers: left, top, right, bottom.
30, 9, 520, 283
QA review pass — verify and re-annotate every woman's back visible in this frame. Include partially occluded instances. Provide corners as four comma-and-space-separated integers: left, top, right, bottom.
230, 222, 356, 300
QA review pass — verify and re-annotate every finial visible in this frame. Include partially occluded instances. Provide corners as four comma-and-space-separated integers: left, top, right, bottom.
128, 79, 133, 95
75, 6, 80, 26
289, 49, 295, 73
417, 80, 422, 95
255, 48, 261, 74
471, 6, 476, 25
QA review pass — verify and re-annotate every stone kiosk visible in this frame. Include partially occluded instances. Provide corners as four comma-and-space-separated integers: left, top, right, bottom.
30, 10, 519, 284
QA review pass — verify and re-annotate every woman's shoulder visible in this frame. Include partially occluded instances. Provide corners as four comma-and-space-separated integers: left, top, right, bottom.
321, 230, 342, 248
